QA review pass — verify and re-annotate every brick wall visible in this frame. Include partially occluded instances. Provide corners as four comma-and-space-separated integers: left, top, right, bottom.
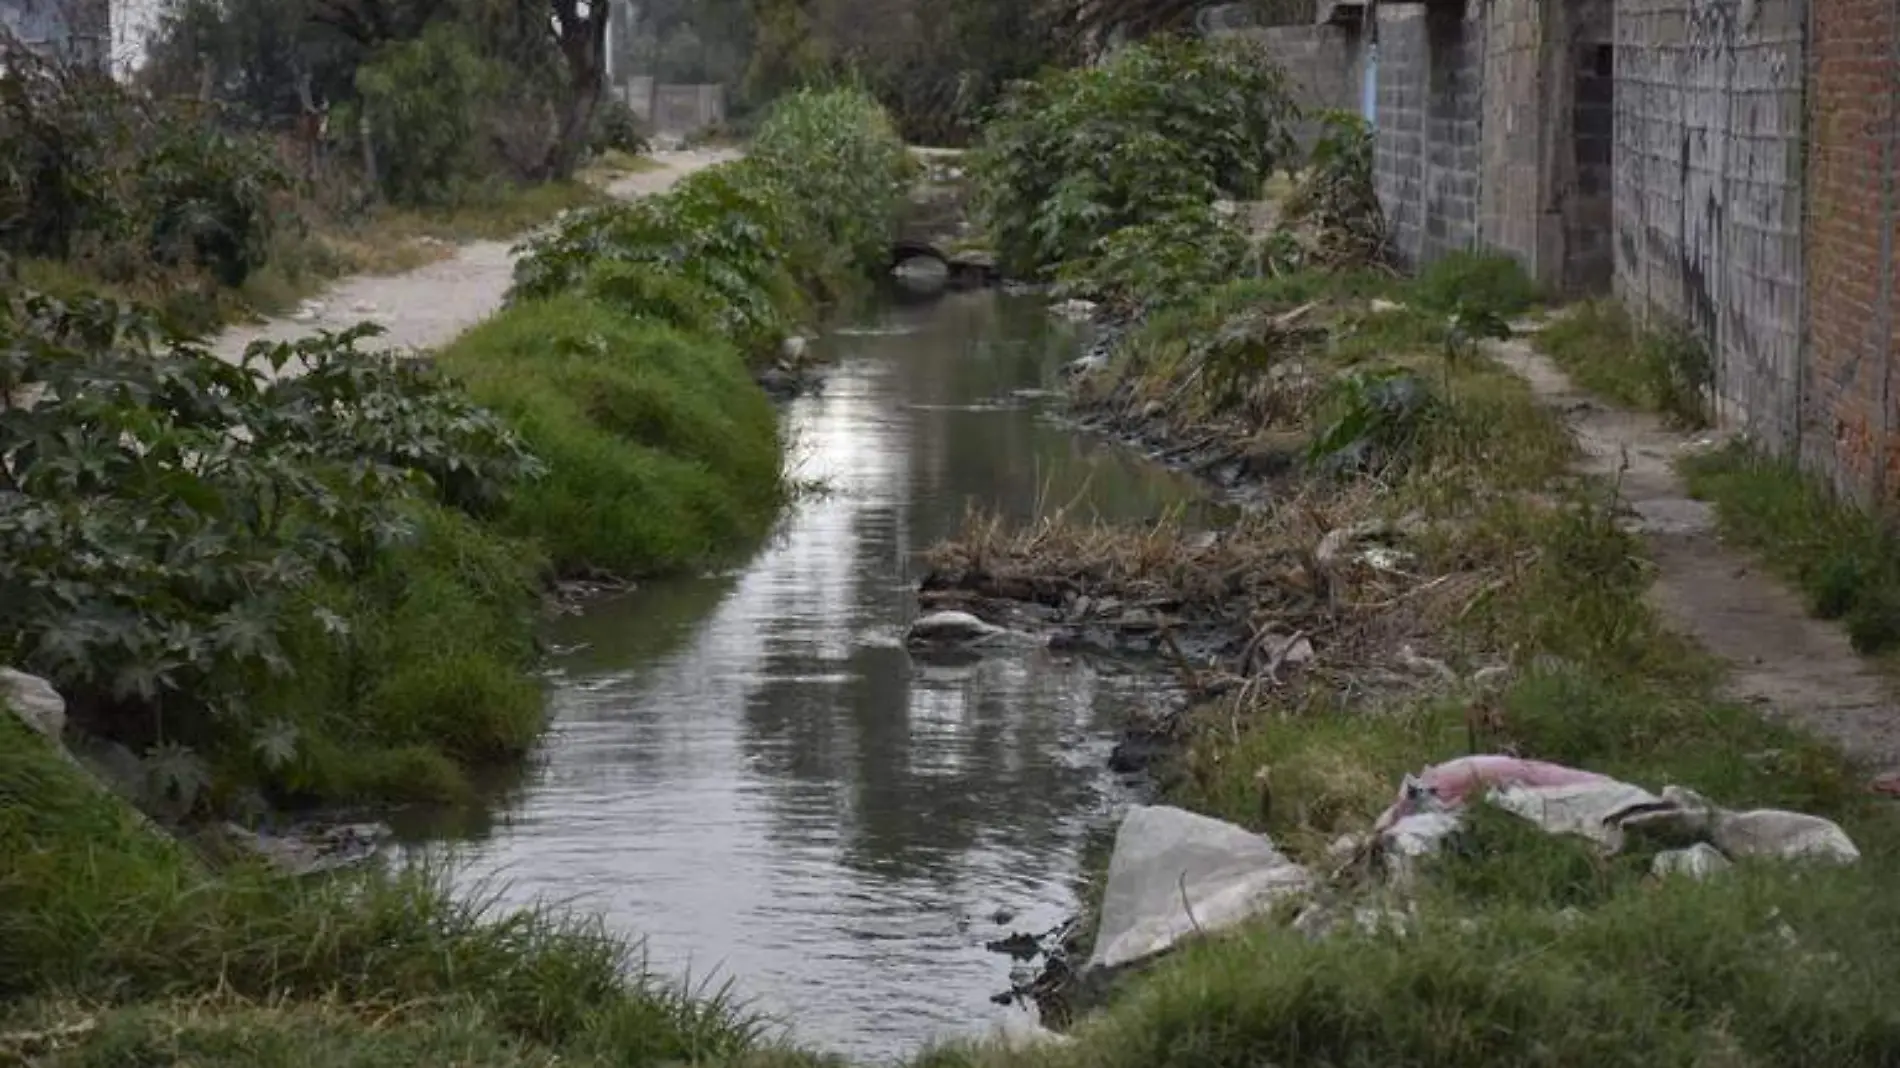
1375, 1, 1483, 268
1613, 0, 1806, 451
1804, 0, 1900, 502
1478, 0, 1544, 272
1225, 24, 1363, 150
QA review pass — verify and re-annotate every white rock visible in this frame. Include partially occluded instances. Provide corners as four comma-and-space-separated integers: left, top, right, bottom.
1049, 298, 1098, 322
1087, 805, 1312, 971
905, 610, 1005, 646
1652, 842, 1733, 880
1, 668, 65, 742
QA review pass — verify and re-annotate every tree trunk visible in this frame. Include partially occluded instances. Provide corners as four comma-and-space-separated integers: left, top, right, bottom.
545, 1, 609, 180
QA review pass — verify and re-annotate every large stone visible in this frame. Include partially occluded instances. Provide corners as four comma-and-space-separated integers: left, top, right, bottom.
1, 668, 66, 742
1087, 805, 1312, 972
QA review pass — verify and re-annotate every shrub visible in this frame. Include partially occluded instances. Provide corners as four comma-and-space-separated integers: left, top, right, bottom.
353, 22, 511, 206
588, 97, 651, 157
1280, 110, 1385, 269
970, 35, 1298, 278
1054, 202, 1255, 315
512, 88, 907, 357
1410, 250, 1541, 319
438, 295, 784, 577
0, 49, 289, 287
0, 292, 544, 807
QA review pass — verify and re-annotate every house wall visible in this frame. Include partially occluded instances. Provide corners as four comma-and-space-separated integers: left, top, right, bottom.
1803, 0, 1900, 502
1612, 0, 1807, 450
1376, 1, 1483, 267
1224, 23, 1365, 150
1, 0, 109, 69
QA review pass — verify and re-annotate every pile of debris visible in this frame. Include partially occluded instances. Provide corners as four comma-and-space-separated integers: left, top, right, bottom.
1085, 754, 1861, 976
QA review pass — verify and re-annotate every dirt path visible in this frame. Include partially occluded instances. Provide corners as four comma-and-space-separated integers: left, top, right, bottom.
211, 149, 736, 365
1490, 332, 1900, 783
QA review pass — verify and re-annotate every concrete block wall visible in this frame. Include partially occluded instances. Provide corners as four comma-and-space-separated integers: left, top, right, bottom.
1478, 0, 1545, 273
1225, 24, 1364, 150
1421, 1, 1485, 261
1375, 1, 1483, 267
1375, 5, 1430, 265
1804, 0, 1900, 502
1612, 0, 1806, 451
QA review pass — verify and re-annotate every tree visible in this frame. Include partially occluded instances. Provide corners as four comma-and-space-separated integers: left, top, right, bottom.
543, 0, 609, 178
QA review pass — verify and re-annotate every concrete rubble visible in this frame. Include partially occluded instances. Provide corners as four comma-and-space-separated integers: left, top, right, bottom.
1085, 754, 1862, 974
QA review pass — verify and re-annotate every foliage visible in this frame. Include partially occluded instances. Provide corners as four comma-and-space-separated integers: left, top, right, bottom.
1410, 250, 1541, 320
1307, 368, 1442, 475
588, 98, 651, 157
139, 108, 291, 288
1537, 300, 1712, 428
0, 291, 544, 805
749, 87, 912, 294
969, 35, 1298, 277
353, 22, 514, 206
0, 49, 293, 293
1279, 110, 1385, 270
512, 89, 906, 356
438, 295, 784, 578
1054, 203, 1255, 315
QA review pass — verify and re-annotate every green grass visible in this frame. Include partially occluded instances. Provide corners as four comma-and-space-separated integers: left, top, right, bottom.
218, 504, 547, 807
438, 295, 784, 578
0, 713, 797, 1066
1684, 443, 1900, 655
1536, 300, 1712, 427
942, 267, 1900, 1067
921, 863, 1900, 1068
1408, 249, 1543, 318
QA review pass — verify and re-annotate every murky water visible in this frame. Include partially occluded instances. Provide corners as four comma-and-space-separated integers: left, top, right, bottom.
419, 293, 1203, 1061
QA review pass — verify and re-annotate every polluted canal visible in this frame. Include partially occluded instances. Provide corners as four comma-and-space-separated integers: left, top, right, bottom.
408, 290, 1208, 1060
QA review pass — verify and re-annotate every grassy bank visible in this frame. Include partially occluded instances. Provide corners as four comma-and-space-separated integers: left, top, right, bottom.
0, 714, 811, 1068
439, 296, 783, 576
931, 49, 1900, 1055
1, 85, 909, 1068
918, 259, 1900, 1066
0, 89, 907, 816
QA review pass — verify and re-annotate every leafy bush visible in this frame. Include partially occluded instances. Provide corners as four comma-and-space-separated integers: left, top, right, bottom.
1054, 202, 1255, 315
749, 87, 912, 296
512, 89, 907, 357
588, 98, 651, 157
1410, 250, 1542, 320
438, 295, 784, 577
353, 22, 512, 207
0, 292, 545, 806
0, 50, 288, 288
138, 108, 289, 288
970, 35, 1298, 278
1308, 368, 1443, 476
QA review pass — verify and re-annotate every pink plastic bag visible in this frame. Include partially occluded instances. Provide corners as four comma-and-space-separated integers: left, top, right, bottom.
1373, 755, 1614, 832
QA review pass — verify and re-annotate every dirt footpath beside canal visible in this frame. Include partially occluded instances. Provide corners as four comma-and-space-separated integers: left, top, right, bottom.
210, 149, 737, 364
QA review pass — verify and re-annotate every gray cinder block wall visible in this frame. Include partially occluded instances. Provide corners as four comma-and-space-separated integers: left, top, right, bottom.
1376, 1, 1483, 268
1613, 0, 1806, 449
1224, 23, 1365, 151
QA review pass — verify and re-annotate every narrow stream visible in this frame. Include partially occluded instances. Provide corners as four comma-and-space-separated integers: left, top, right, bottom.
411, 292, 1204, 1061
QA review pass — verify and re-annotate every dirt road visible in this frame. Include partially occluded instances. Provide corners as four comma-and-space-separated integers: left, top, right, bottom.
211, 149, 735, 365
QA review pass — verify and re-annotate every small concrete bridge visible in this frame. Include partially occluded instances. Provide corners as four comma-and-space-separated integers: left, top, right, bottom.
889, 239, 999, 290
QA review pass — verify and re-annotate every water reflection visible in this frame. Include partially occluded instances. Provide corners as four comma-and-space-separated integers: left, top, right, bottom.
424, 293, 1201, 1060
